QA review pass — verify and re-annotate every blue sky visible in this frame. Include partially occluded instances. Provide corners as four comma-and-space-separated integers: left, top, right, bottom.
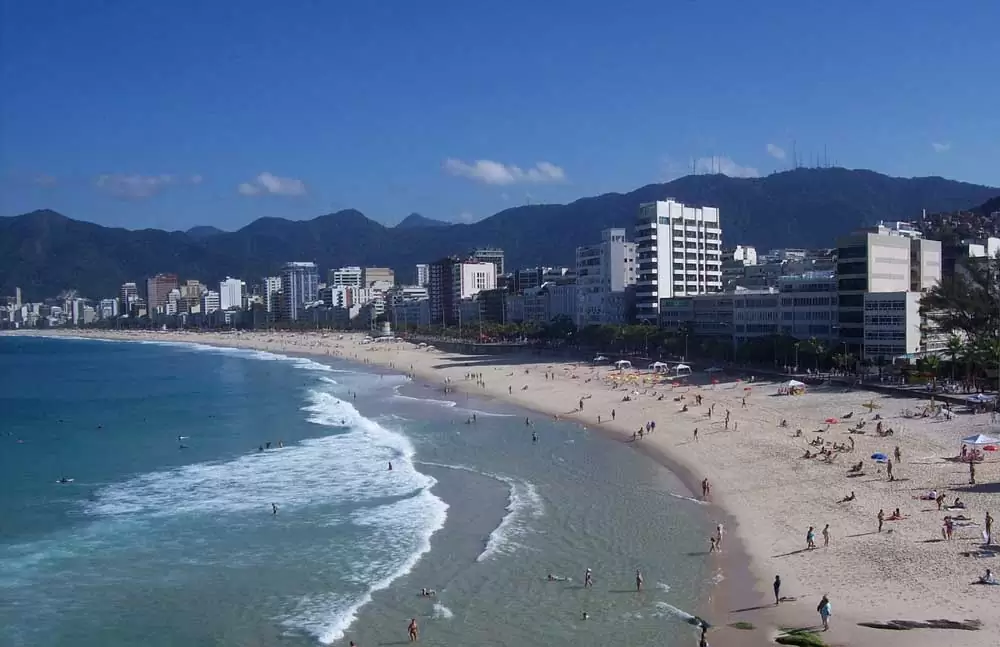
1, 0, 998, 231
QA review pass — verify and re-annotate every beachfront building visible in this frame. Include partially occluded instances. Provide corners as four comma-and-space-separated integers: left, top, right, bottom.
329, 266, 363, 288
362, 267, 395, 288
660, 272, 840, 350
263, 276, 282, 314
202, 290, 221, 314
575, 228, 636, 327
99, 298, 118, 319
120, 282, 139, 312
836, 223, 942, 362
280, 262, 320, 321
219, 277, 244, 311
634, 200, 723, 323
471, 247, 505, 276
426, 257, 496, 326
145, 273, 179, 314
415, 264, 430, 287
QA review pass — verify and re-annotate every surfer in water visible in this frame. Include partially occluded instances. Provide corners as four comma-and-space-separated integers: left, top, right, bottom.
532, 431, 538, 444
388, 462, 393, 471
635, 569, 644, 592
271, 503, 278, 515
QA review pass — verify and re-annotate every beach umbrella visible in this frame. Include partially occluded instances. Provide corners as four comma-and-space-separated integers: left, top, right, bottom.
871, 453, 888, 460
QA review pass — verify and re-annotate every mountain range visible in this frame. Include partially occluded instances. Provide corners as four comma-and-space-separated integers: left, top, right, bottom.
1, 167, 997, 300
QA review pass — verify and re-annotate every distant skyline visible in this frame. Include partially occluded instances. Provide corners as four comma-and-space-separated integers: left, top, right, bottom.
1, 1, 998, 231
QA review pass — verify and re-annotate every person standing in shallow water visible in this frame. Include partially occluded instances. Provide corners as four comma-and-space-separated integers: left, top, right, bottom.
773, 575, 781, 604
408, 618, 418, 642
635, 569, 643, 592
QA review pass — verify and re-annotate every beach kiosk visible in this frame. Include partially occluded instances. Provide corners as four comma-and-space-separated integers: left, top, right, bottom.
780, 379, 806, 395
614, 360, 632, 370
671, 363, 692, 377
649, 361, 669, 373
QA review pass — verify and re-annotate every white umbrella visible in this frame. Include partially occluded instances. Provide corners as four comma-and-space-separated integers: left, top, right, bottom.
785, 379, 806, 388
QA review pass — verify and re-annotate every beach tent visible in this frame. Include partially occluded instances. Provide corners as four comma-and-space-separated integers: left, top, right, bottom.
966, 394, 997, 404
785, 379, 806, 388
962, 433, 1000, 446
672, 363, 692, 377
649, 361, 669, 373
614, 360, 632, 370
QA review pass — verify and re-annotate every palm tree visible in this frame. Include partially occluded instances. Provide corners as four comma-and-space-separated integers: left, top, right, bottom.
945, 335, 965, 380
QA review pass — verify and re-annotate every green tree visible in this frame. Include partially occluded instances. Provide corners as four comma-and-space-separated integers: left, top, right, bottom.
945, 335, 965, 380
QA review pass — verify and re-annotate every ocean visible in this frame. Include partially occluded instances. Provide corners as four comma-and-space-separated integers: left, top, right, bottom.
0, 336, 715, 647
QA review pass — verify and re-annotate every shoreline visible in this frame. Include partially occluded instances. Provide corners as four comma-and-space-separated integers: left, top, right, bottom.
8, 329, 1000, 647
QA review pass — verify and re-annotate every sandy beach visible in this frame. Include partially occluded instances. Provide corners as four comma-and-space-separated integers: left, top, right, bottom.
13, 328, 1000, 646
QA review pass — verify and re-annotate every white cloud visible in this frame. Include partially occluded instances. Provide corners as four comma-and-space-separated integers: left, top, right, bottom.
443, 158, 566, 185
95, 173, 176, 198
693, 156, 760, 178
190, 174, 203, 185
238, 172, 306, 197
32, 174, 57, 186
931, 142, 951, 153
766, 143, 786, 160
456, 211, 478, 223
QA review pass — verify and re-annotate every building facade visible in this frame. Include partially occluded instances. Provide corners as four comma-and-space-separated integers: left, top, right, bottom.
575, 228, 636, 327
471, 247, 505, 276
634, 200, 722, 321
415, 264, 430, 287
836, 224, 941, 357
280, 262, 320, 321
362, 267, 395, 288
145, 273, 179, 314
329, 266, 363, 288
219, 277, 244, 311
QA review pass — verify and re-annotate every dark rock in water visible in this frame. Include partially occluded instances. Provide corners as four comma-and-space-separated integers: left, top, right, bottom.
858, 618, 982, 631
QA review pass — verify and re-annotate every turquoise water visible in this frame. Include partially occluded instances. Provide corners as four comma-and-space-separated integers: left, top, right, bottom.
0, 336, 714, 647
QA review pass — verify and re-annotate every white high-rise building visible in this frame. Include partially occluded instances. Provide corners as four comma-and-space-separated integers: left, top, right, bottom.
329, 266, 363, 288
120, 282, 138, 310
634, 200, 723, 321
264, 276, 282, 313
456, 261, 496, 300
202, 290, 221, 314
575, 228, 636, 326
219, 277, 245, 310
281, 262, 320, 321
415, 264, 430, 287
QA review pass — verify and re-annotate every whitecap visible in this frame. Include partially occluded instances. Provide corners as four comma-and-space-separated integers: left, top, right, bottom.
416, 462, 544, 562
432, 602, 454, 619
393, 393, 458, 408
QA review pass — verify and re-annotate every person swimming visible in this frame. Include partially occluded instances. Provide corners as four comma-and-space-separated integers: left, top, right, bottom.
546, 573, 567, 582
271, 503, 278, 515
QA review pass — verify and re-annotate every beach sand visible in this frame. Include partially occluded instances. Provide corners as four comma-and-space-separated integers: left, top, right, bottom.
16, 329, 1000, 646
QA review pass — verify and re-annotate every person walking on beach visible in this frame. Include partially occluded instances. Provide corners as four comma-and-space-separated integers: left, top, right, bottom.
693, 427, 699, 442
612, 409, 616, 421
716, 523, 725, 549
822, 524, 830, 547
886, 458, 894, 482
877, 509, 885, 533
970, 459, 976, 485
407, 618, 419, 642
986, 511, 993, 544
635, 569, 644, 592
702, 478, 711, 498
773, 575, 781, 605
817, 595, 832, 631
806, 526, 816, 549
584, 568, 593, 588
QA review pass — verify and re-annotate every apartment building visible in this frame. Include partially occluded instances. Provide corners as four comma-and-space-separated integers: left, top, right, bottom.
660, 272, 840, 348
363, 267, 395, 288
219, 277, 244, 311
575, 228, 636, 326
415, 264, 430, 287
145, 273, 179, 314
471, 247, 505, 276
634, 200, 722, 322
836, 223, 941, 360
280, 262, 320, 321
329, 266, 363, 288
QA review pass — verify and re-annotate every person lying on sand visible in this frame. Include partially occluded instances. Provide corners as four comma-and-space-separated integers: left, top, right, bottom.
839, 492, 856, 503
916, 490, 938, 501
979, 569, 998, 585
